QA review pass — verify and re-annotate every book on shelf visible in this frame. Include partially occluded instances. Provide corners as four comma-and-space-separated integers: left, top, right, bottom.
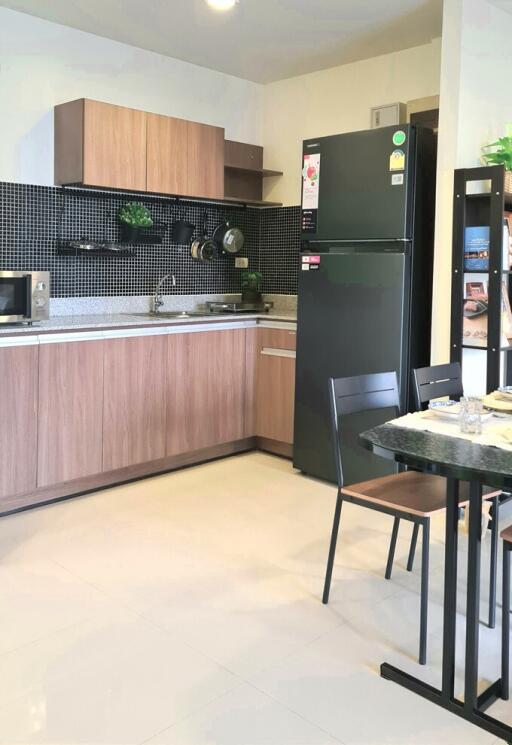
463, 222, 512, 271
463, 279, 512, 346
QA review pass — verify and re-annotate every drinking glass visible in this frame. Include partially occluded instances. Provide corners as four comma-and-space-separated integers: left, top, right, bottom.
459, 396, 483, 435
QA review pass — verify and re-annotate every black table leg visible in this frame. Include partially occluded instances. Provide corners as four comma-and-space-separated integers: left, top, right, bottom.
442, 477, 459, 699
380, 477, 512, 743
465, 481, 482, 712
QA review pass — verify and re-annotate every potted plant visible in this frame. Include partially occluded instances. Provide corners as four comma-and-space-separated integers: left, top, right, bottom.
482, 131, 512, 191
118, 201, 156, 243
241, 270, 263, 303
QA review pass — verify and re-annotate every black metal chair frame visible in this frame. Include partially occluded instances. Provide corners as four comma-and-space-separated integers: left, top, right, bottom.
413, 362, 499, 629
502, 535, 511, 702
322, 371, 431, 665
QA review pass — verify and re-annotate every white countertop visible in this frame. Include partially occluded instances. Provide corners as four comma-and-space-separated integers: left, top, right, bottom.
0, 310, 297, 338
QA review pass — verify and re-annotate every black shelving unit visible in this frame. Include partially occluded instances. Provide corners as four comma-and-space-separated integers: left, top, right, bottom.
451, 164, 512, 392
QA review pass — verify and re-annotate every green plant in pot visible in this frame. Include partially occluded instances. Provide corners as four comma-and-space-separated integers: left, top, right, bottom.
118, 201, 153, 241
241, 270, 263, 304
482, 129, 512, 191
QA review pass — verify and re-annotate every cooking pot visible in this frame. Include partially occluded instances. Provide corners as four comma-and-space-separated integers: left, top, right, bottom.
191, 236, 216, 262
213, 222, 244, 254
190, 211, 216, 262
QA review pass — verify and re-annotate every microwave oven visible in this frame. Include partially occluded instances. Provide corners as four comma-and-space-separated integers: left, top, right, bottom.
0, 271, 50, 324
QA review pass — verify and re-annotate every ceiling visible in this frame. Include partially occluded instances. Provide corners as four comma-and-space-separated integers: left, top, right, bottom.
0, 0, 443, 83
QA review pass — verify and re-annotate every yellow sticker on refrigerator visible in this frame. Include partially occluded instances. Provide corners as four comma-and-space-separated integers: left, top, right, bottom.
389, 149, 405, 171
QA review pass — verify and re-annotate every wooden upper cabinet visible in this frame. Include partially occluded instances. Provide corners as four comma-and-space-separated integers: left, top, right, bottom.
186, 121, 224, 200
55, 99, 224, 199
55, 99, 147, 191
0, 345, 38, 502
37, 340, 104, 487
146, 113, 188, 195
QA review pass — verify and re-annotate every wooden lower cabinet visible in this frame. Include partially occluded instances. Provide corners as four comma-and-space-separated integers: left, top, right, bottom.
255, 329, 296, 445
0, 323, 297, 511
38, 339, 104, 486
0, 344, 38, 500
103, 334, 168, 470
166, 329, 246, 455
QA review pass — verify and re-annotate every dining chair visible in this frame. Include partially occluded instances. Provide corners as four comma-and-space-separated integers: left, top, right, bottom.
413, 362, 501, 629
501, 525, 511, 701
322, 371, 472, 665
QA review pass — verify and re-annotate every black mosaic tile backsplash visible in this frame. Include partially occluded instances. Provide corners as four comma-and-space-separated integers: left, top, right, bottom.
0, 182, 300, 298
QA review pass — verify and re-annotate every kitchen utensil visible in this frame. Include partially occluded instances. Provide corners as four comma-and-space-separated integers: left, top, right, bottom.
172, 219, 195, 245
190, 211, 216, 262
213, 222, 244, 254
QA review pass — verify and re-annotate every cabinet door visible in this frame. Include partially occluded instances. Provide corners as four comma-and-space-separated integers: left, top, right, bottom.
258, 327, 296, 351
103, 334, 167, 471
0, 345, 38, 500
167, 329, 245, 455
186, 121, 224, 199
83, 100, 147, 190
37, 340, 104, 487
255, 349, 296, 444
146, 113, 188, 195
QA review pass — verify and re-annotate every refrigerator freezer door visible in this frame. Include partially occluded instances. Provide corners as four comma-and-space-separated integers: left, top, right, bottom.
301, 125, 414, 241
293, 250, 409, 483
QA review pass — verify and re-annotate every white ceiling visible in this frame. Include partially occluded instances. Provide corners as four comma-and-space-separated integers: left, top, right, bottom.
0, 0, 443, 83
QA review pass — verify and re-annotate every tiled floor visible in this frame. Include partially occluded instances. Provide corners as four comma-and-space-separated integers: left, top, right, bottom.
0, 451, 510, 744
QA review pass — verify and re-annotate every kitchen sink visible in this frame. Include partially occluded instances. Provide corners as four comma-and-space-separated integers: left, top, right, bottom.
127, 311, 209, 319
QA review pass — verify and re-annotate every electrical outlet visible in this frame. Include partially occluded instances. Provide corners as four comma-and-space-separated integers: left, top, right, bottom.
235, 257, 248, 268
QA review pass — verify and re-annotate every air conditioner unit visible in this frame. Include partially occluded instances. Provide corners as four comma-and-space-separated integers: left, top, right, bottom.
370, 102, 407, 129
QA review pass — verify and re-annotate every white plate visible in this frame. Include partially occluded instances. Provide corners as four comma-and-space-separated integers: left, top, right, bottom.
428, 400, 460, 419
428, 400, 494, 422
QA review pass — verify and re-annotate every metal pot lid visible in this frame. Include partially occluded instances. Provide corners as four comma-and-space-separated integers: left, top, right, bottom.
222, 227, 244, 254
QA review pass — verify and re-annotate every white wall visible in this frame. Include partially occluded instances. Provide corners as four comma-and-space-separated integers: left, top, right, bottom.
262, 40, 442, 206
0, 5, 441, 201
0, 7, 264, 186
433, 0, 512, 393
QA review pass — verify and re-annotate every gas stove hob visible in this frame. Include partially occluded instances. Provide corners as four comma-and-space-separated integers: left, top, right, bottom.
207, 301, 273, 314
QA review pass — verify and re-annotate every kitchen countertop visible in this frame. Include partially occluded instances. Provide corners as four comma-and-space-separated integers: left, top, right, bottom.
0, 310, 297, 337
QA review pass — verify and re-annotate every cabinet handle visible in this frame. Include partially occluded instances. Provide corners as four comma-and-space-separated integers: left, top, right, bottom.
261, 347, 296, 359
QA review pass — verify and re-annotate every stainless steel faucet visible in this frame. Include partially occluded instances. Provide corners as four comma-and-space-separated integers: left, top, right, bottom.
153, 273, 176, 313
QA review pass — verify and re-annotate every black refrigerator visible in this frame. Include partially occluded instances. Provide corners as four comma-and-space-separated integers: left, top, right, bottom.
293, 124, 436, 484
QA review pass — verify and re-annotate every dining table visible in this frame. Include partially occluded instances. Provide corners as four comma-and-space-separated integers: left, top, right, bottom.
360, 410, 512, 743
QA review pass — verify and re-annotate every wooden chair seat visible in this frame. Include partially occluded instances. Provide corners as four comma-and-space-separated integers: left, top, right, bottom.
501, 525, 512, 544
341, 471, 500, 517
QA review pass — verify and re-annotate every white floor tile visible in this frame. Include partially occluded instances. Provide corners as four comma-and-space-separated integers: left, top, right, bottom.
0, 556, 112, 656
0, 608, 238, 745
146, 683, 341, 744
250, 622, 497, 745
0, 452, 507, 745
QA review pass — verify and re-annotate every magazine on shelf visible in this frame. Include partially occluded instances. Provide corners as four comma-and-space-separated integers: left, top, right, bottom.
463, 279, 512, 346
463, 221, 512, 271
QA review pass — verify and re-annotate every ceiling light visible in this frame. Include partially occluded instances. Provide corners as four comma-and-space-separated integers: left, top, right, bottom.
206, 0, 238, 11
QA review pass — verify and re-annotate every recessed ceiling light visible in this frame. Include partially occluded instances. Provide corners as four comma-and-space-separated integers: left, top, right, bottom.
206, 0, 238, 11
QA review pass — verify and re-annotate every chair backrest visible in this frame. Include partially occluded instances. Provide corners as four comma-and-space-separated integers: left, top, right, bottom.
328, 372, 401, 488
412, 362, 463, 411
